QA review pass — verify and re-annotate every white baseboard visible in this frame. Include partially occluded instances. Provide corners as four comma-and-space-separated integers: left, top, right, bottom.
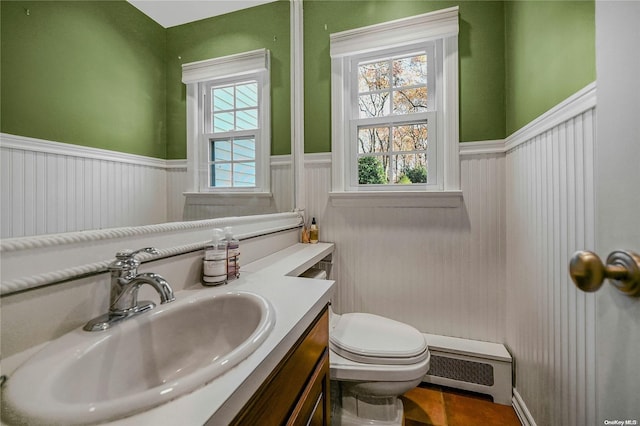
512, 388, 537, 426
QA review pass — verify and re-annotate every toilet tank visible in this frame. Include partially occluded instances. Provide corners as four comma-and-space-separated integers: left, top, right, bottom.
299, 267, 327, 280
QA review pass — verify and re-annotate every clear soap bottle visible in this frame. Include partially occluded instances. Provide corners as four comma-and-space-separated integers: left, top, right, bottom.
224, 227, 240, 281
203, 229, 227, 286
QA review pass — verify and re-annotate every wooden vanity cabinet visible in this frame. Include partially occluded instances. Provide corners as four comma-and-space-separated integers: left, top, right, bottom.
231, 307, 330, 426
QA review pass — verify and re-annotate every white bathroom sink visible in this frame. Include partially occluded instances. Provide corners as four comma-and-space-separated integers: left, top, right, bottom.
2, 291, 275, 425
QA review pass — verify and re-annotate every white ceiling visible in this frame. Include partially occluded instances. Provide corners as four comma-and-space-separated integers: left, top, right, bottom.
128, 0, 279, 28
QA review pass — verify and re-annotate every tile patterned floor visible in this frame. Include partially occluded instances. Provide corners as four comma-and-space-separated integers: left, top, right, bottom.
401, 384, 522, 426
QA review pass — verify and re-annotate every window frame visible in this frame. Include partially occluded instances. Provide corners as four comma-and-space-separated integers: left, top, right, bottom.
348, 43, 439, 190
329, 7, 461, 205
201, 75, 265, 191
182, 49, 271, 195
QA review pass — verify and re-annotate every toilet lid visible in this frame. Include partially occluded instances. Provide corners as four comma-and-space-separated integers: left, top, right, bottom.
330, 313, 428, 365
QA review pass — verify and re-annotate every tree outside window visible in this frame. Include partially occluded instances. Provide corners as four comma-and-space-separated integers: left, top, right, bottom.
355, 53, 430, 185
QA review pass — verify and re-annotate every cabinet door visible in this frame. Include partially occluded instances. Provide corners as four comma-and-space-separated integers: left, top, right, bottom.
231, 308, 329, 425
287, 351, 330, 426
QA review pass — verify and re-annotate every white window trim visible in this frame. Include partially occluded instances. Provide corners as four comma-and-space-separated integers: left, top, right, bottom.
329, 7, 460, 207
182, 49, 271, 195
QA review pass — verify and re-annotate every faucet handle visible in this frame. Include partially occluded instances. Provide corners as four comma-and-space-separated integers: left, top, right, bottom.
116, 247, 159, 259
110, 247, 159, 272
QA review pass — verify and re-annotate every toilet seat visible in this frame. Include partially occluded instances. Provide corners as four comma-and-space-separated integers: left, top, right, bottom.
330, 313, 428, 365
330, 348, 431, 382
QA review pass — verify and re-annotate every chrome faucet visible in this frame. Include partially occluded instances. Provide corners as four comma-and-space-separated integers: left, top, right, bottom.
84, 247, 175, 332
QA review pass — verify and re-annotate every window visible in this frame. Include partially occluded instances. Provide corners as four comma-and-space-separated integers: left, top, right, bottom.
182, 49, 270, 194
330, 7, 461, 205
204, 79, 259, 188
353, 46, 435, 187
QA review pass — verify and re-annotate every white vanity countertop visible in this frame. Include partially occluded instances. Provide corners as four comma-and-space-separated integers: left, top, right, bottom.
1, 242, 335, 426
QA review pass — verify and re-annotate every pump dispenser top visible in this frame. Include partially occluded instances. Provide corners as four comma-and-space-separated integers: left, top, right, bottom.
224, 227, 240, 280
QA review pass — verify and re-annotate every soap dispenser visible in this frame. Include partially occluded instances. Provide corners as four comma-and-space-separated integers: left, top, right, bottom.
224, 226, 240, 281
203, 229, 227, 286
309, 217, 319, 244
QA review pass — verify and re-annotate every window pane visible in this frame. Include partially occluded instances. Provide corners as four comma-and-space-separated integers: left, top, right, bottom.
211, 140, 232, 161
358, 60, 390, 92
393, 87, 427, 114
236, 109, 258, 130
233, 138, 255, 161
211, 80, 260, 133
211, 163, 232, 187
234, 162, 256, 187
393, 55, 426, 87
213, 86, 234, 111
393, 154, 427, 184
358, 93, 390, 118
236, 82, 258, 109
358, 127, 390, 154
358, 155, 389, 185
213, 112, 234, 132
393, 123, 428, 151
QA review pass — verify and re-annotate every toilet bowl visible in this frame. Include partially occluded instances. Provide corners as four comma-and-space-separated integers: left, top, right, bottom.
328, 310, 430, 426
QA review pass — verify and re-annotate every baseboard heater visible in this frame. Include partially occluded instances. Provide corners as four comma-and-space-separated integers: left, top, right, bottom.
422, 333, 512, 405
299, 264, 513, 406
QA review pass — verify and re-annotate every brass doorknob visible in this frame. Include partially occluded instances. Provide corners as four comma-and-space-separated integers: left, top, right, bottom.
569, 250, 640, 296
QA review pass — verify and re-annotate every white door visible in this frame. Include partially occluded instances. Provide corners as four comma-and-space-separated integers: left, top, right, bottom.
594, 1, 640, 423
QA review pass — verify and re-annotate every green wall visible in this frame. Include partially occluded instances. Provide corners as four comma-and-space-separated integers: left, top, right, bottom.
0, 1, 167, 158
165, 1, 291, 159
1, 1, 596, 158
505, 0, 595, 136
303, 0, 506, 152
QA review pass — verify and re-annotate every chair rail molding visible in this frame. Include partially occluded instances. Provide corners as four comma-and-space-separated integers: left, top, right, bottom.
0, 133, 167, 168
0, 212, 303, 296
505, 82, 597, 152
459, 140, 506, 156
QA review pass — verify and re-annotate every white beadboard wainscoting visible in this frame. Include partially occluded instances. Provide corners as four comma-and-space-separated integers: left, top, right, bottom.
302, 84, 597, 426
166, 160, 188, 223
0, 134, 293, 238
303, 150, 507, 344
0, 134, 167, 238
180, 156, 293, 221
505, 84, 597, 426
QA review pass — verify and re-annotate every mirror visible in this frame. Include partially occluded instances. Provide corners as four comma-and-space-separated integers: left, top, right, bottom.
0, 0, 292, 239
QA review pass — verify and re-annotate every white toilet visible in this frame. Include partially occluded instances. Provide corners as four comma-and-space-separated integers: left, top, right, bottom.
328, 309, 430, 426
300, 267, 430, 425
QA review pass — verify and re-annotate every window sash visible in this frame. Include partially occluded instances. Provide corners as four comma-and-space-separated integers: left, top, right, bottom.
198, 74, 266, 192
349, 113, 436, 189
204, 79, 260, 134
347, 44, 437, 191
201, 132, 258, 189
351, 44, 436, 117
209, 160, 257, 188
